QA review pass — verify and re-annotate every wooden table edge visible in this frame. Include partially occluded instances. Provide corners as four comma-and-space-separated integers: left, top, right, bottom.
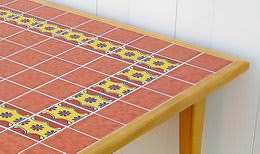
25, 0, 250, 153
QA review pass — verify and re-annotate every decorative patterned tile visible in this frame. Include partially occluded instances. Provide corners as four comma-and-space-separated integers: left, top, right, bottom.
10, 91, 58, 113
12, 115, 63, 141
0, 130, 35, 153
32, 21, 69, 37
122, 88, 170, 110
6, 0, 42, 12
115, 66, 159, 85
8, 13, 44, 29
129, 36, 171, 53
0, 81, 28, 102
0, 59, 26, 78
0, 22, 23, 38
0, 40, 24, 57
0, 7, 21, 21
21, 143, 63, 154
138, 55, 180, 73
98, 101, 146, 124
77, 20, 115, 35
168, 64, 212, 83
66, 89, 115, 111
0, 103, 31, 128
43, 129, 96, 154
72, 114, 122, 139
103, 28, 143, 44
189, 54, 232, 72
28, 6, 65, 20
57, 29, 93, 45
87, 57, 130, 75
51, 13, 90, 27
158, 45, 201, 62
91, 77, 138, 98
40, 102, 90, 125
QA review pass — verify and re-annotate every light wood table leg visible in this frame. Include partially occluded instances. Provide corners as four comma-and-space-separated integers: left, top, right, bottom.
180, 98, 206, 154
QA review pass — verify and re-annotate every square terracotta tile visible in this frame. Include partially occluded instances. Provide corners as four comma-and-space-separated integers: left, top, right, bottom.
0, 0, 13, 5
28, 6, 65, 20
0, 40, 24, 57
10, 69, 54, 88
9, 48, 51, 66
98, 101, 146, 124
188, 54, 232, 72
168, 64, 212, 83
87, 57, 129, 75
59, 47, 101, 65
33, 39, 74, 55
146, 76, 192, 96
77, 20, 115, 35
0, 22, 23, 38
12, 115, 64, 141
21, 143, 63, 154
63, 67, 107, 87
10, 91, 58, 113
122, 88, 170, 110
103, 28, 143, 44
0, 103, 31, 128
0, 59, 26, 78
0, 130, 35, 153
52, 13, 90, 27
6, 0, 42, 12
35, 58, 78, 76
40, 102, 90, 126
72, 114, 122, 139
0, 80, 28, 102
37, 79, 83, 99
43, 128, 97, 154
8, 30, 48, 46
158, 45, 200, 62
129, 36, 171, 53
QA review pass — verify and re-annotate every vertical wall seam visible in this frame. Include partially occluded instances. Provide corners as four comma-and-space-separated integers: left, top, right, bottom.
95, 0, 98, 16
173, 0, 179, 39
251, 94, 260, 154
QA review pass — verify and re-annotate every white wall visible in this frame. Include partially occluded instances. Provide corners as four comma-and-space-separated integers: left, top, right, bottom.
47, 0, 260, 154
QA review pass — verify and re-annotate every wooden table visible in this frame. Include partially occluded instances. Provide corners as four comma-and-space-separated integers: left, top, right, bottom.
0, 0, 249, 153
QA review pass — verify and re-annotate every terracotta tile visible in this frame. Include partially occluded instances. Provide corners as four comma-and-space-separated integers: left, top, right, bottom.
40, 102, 90, 126
37, 79, 83, 99
63, 67, 106, 87
0, 22, 23, 38
44, 129, 96, 154
0, 130, 35, 153
146, 76, 192, 96
33, 39, 74, 55
59, 47, 101, 65
0, 59, 26, 78
103, 28, 143, 44
0, 103, 32, 128
168, 65, 212, 83
8, 31, 48, 46
0, 0, 13, 5
35, 58, 78, 76
28, 6, 65, 20
129, 36, 171, 53
10, 91, 58, 113
189, 54, 232, 72
98, 101, 146, 124
0, 80, 28, 101
22, 143, 63, 154
9, 48, 50, 66
10, 69, 54, 88
72, 114, 122, 139
12, 115, 64, 141
87, 57, 129, 75
78, 20, 115, 35
52, 13, 90, 27
0, 40, 24, 57
122, 88, 170, 110
158, 45, 200, 62
6, 0, 42, 12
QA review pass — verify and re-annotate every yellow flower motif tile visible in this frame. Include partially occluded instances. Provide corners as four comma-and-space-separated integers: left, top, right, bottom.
94, 78, 137, 98
140, 56, 179, 73
10, 15, 40, 28
13, 116, 63, 140
117, 66, 159, 85
40, 103, 89, 125
110, 48, 148, 63
59, 30, 89, 44
83, 39, 119, 53
34, 22, 65, 35
0, 104, 31, 128
67, 90, 114, 111
0, 9, 18, 20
